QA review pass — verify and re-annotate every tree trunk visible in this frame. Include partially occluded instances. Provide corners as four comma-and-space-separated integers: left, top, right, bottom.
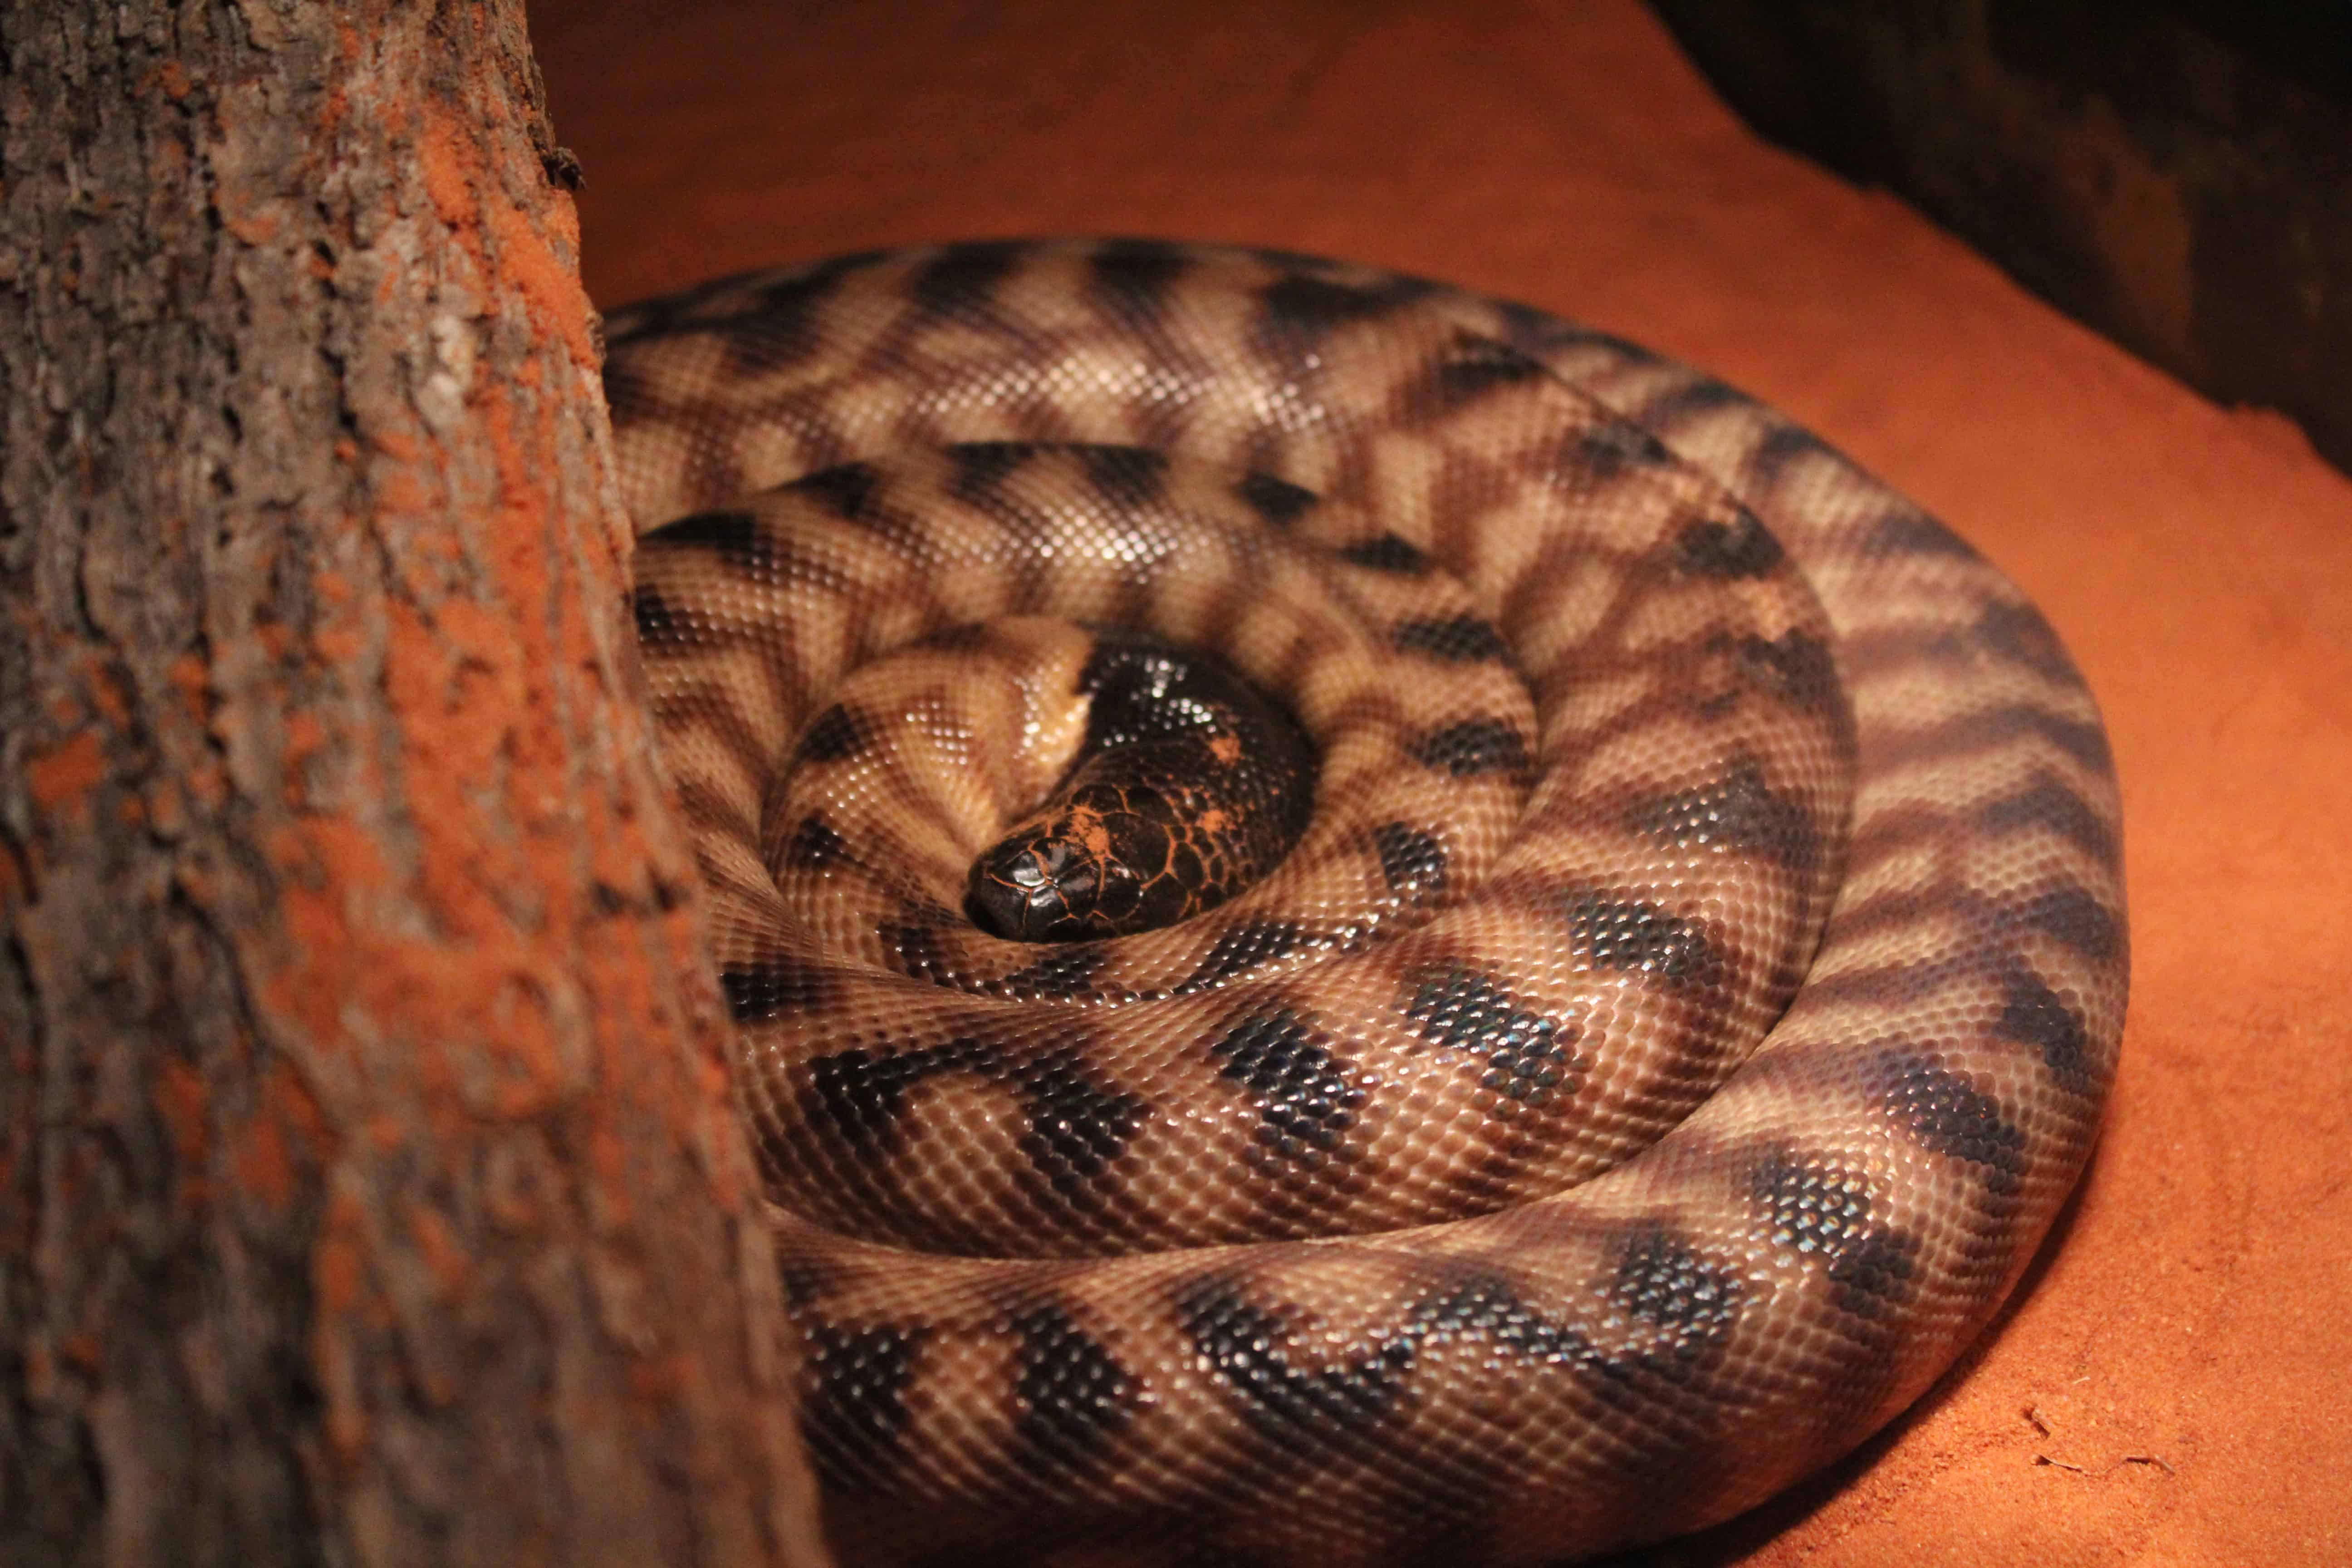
0, 4, 829, 1564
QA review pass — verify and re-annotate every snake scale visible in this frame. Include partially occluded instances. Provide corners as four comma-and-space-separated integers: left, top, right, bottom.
603, 240, 2127, 1567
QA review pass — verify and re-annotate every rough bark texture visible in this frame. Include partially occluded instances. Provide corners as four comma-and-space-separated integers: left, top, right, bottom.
0, 4, 829, 1565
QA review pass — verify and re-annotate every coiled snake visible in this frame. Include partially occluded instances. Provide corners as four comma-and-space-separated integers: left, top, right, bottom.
605, 240, 2126, 1567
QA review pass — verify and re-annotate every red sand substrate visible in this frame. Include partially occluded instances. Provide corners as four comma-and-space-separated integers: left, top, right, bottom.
530, 4, 2352, 1561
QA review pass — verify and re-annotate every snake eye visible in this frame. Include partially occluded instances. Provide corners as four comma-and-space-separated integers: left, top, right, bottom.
617, 240, 2122, 1564
965, 629, 1313, 943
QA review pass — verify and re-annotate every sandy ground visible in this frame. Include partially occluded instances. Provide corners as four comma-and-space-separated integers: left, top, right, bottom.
529, 2, 2352, 1562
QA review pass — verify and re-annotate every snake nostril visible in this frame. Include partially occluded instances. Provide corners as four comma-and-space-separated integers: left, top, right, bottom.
615, 239, 2124, 1561
964, 628, 1316, 945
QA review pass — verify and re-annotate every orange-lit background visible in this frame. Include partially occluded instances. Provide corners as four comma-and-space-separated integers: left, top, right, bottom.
531, 2, 2352, 1561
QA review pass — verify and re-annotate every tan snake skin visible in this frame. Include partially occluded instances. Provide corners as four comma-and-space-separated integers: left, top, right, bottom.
604, 240, 2127, 1567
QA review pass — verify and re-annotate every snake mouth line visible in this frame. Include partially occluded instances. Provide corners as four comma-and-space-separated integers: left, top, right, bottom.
613, 237, 2124, 1568
964, 625, 1319, 943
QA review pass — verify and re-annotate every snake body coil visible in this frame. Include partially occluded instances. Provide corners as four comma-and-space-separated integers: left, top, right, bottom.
606, 240, 2126, 1567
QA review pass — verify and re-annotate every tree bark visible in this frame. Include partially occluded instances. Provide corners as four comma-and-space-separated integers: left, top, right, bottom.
0, 4, 829, 1564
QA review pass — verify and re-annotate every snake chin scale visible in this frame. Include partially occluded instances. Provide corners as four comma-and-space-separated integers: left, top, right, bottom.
611, 239, 2125, 1567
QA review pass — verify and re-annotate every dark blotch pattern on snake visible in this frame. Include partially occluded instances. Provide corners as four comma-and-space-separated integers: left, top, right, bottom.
608, 240, 2126, 1566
